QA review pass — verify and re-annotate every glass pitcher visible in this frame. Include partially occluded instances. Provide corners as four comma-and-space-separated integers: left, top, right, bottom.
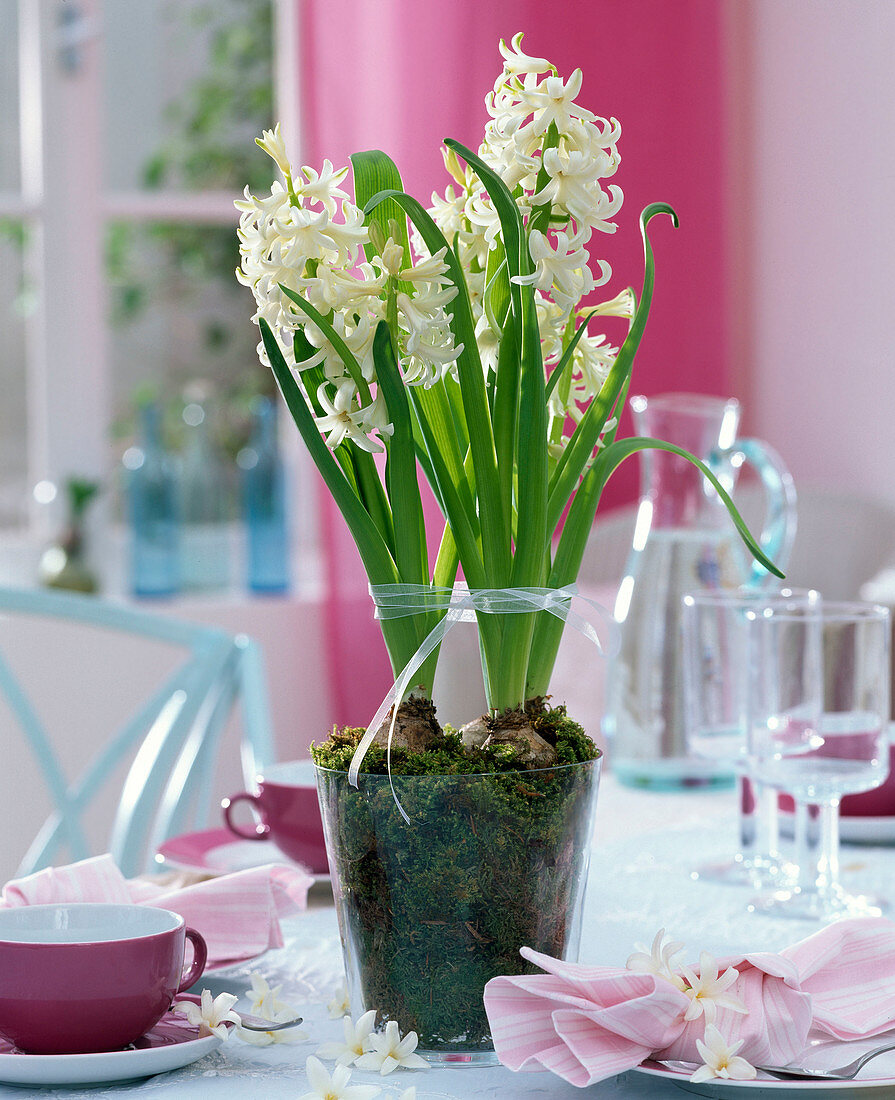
603, 392, 797, 789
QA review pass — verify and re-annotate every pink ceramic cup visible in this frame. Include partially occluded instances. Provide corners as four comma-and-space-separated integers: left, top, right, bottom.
0, 903, 207, 1054
222, 759, 328, 873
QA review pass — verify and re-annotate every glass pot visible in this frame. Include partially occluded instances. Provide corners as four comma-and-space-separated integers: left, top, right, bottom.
315, 758, 600, 1066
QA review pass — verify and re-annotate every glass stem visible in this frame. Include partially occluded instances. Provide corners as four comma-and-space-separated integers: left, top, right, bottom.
817, 798, 841, 896
738, 774, 757, 861
794, 799, 823, 895
754, 778, 780, 863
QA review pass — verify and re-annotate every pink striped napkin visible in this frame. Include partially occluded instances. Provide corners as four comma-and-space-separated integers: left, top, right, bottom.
483, 918, 895, 1087
0, 854, 314, 969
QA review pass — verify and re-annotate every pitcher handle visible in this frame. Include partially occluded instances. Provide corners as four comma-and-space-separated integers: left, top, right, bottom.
719, 437, 797, 585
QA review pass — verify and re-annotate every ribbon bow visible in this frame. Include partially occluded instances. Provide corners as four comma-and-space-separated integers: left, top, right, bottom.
348, 582, 617, 819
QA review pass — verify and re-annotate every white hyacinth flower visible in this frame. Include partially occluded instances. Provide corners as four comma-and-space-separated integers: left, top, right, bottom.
519, 68, 596, 136
294, 159, 351, 215
247, 972, 292, 1019
679, 951, 749, 1024
513, 227, 599, 312
171, 990, 241, 1041
255, 123, 293, 179
316, 1008, 378, 1066
327, 983, 351, 1019
690, 1025, 757, 1083
496, 32, 552, 80
626, 928, 687, 990
355, 1020, 429, 1076
241, 34, 634, 455
314, 380, 386, 453
300, 1056, 381, 1100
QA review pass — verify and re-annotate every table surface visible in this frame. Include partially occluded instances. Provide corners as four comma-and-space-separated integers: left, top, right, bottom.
4, 776, 893, 1098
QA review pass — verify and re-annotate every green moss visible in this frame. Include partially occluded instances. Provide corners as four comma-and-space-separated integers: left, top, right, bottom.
310, 699, 600, 774
313, 701, 601, 1054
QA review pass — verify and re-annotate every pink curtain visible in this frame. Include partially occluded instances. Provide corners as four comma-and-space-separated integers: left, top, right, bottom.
298, 0, 730, 725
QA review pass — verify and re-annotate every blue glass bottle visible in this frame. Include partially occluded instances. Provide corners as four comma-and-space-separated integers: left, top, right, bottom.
124, 404, 180, 598
179, 396, 232, 592
239, 397, 290, 594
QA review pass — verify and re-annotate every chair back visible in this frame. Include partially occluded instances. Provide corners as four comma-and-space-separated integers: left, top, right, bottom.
0, 586, 275, 878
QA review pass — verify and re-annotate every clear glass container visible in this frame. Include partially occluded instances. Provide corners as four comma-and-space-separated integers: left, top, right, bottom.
315, 758, 601, 1066
604, 392, 797, 789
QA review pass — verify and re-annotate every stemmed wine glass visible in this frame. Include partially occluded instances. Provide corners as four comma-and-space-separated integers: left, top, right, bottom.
681, 588, 817, 887
747, 601, 891, 919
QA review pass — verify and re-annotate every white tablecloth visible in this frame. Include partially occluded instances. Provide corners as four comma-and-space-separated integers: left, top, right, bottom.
4, 777, 892, 1098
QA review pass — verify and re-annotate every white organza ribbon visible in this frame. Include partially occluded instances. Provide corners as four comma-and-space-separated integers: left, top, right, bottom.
348, 582, 617, 817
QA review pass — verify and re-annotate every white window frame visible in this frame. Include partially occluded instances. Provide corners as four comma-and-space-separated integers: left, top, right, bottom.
1, 0, 317, 585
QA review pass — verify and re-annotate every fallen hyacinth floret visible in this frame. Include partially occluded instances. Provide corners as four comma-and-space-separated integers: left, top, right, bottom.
354, 1020, 429, 1076
300, 1055, 381, 1100
171, 990, 241, 1040
690, 1025, 758, 1083
626, 928, 686, 989
247, 971, 294, 1019
327, 982, 351, 1019
679, 951, 749, 1024
316, 1009, 377, 1066
626, 933, 747, 1024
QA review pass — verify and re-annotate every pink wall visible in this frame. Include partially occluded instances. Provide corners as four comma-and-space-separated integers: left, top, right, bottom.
297, 0, 732, 724
727, 1, 895, 509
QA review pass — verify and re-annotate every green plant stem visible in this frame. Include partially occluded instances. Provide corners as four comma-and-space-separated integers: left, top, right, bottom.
445, 140, 551, 713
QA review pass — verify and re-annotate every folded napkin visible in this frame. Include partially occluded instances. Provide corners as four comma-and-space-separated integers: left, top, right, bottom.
0, 854, 315, 969
483, 917, 895, 1087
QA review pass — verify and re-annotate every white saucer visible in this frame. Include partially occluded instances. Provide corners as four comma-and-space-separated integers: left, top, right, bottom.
779, 812, 895, 845
838, 815, 895, 845
0, 1016, 221, 1088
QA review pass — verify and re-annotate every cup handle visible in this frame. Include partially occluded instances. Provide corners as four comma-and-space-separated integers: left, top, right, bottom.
222, 791, 270, 841
177, 927, 208, 993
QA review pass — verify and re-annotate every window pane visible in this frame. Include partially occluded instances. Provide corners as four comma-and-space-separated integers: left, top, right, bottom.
103, 0, 274, 193
106, 220, 271, 456
0, 0, 20, 191
0, 221, 30, 526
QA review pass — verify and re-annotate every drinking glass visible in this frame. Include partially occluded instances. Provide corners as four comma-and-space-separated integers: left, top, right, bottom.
748, 601, 891, 919
682, 588, 817, 887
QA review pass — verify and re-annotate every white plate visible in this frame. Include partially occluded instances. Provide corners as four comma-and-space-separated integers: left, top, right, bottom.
779, 813, 895, 845
838, 816, 895, 845
634, 1059, 895, 1098
0, 1016, 221, 1088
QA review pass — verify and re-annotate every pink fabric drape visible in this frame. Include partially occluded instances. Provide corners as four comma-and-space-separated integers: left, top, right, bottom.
298, 0, 730, 725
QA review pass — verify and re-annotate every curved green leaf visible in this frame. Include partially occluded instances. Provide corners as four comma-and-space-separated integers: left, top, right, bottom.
597, 436, 784, 577
260, 318, 396, 584
364, 186, 508, 585
350, 149, 411, 266
372, 320, 428, 584
278, 284, 372, 405
546, 204, 677, 534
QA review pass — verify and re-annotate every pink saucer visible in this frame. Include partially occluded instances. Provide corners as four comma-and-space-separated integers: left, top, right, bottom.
156, 827, 329, 882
